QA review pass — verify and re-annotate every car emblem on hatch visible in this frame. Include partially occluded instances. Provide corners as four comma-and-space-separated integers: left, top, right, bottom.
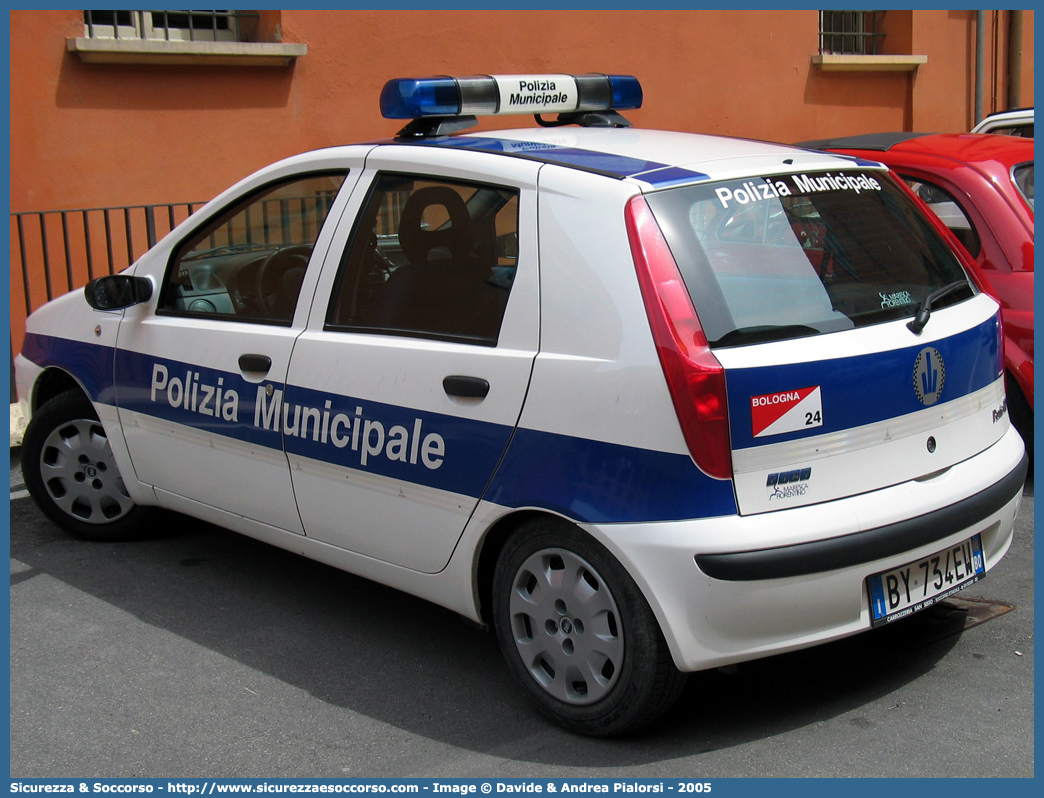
913, 347, 945, 406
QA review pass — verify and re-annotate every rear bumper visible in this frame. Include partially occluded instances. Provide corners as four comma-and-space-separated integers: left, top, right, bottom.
590, 426, 1026, 672
696, 450, 1027, 581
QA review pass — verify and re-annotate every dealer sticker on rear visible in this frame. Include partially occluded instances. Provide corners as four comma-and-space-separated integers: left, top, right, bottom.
867, 535, 986, 627
751, 386, 822, 437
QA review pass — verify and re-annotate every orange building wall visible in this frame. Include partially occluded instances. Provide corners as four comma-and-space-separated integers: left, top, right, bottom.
11, 9, 1033, 212
8, 9, 1034, 355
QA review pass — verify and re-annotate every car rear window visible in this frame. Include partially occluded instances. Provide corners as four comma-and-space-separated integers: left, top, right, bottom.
644, 170, 975, 347
1013, 162, 1034, 210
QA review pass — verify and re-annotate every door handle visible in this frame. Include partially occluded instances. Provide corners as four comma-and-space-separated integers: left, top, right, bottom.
443, 375, 490, 399
238, 354, 272, 374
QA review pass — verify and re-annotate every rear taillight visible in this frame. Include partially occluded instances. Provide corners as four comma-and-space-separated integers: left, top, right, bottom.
625, 195, 733, 480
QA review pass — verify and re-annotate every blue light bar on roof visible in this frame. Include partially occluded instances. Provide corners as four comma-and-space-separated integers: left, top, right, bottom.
380, 73, 643, 120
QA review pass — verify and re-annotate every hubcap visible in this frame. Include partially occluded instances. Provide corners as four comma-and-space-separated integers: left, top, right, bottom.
39, 419, 134, 524
509, 548, 624, 705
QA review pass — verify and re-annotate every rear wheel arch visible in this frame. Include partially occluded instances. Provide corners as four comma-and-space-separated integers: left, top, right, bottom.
475, 510, 670, 637
475, 509, 554, 626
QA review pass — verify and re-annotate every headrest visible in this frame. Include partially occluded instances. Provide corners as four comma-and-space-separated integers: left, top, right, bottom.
398, 186, 471, 266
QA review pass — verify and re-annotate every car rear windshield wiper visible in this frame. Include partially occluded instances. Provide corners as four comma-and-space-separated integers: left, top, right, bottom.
711, 324, 821, 348
907, 280, 969, 335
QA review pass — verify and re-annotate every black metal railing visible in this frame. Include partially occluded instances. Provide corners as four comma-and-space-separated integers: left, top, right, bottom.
83, 10, 260, 42
8, 192, 345, 399
11, 201, 202, 314
201, 191, 342, 253
819, 10, 886, 55
9, 201, 203, 399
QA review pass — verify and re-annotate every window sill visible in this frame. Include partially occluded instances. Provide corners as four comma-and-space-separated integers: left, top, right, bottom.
67, 38, 307, 67
812, 54, 928, 72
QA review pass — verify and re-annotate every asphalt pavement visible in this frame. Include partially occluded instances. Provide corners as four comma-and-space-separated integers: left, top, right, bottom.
8, 446, 1035, 778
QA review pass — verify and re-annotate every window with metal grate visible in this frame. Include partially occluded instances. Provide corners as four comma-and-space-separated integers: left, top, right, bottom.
818, 10, 886, 55
82, 10, 257, 43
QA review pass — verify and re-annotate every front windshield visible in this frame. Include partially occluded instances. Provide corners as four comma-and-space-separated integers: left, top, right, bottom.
644, 170, 976, 347
1013, 162, 1034, 210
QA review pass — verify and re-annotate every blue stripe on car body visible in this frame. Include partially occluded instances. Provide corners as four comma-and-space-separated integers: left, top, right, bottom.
22, 335, 736, 524
21, 313, 1000, 525
725, 315, 1002, 449
411, 136, 712, 185
21, 333, 116, 405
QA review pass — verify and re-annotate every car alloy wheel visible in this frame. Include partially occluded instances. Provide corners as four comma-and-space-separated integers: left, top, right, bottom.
493, 519, 686, 736
22, 390, 152, 541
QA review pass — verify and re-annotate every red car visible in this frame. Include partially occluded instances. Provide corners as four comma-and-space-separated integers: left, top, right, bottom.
803, 132, 1034, 456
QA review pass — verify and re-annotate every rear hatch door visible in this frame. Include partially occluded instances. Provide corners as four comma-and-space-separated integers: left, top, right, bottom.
643, 167, 1007, 514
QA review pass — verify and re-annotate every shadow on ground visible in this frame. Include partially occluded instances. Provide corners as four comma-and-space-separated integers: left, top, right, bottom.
8, 493, 1007, 767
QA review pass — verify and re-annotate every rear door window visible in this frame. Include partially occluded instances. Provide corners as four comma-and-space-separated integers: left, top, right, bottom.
645, 170, 975, 347
903, 178, 981, 257
1013, 162, 1034, 210
327, 173, 519, 346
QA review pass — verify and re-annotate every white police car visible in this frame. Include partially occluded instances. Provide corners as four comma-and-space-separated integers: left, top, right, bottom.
15, 74, 1027, 736
970, 107, 1033, 137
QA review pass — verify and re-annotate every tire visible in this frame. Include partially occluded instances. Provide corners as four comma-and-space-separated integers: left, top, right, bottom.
22, 390, 153, 541
492, 519, 687, 736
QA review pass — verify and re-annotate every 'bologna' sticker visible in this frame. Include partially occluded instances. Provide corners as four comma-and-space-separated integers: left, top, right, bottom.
751, 386, 823, 438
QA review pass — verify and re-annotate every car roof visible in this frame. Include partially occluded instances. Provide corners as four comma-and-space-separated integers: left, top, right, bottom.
799, 132, 1033, 167
798, 132, 935, 151
382, 126, 878, 190
972, 107, 1034, 132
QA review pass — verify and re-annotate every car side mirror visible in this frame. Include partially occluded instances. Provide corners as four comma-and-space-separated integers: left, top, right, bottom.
84, 275, 153, 311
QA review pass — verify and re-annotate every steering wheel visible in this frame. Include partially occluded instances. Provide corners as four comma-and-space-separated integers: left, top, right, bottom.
255, 244, 314, 319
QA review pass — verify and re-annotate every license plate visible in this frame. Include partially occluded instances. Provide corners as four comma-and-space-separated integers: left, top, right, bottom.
867, 534, 986, 627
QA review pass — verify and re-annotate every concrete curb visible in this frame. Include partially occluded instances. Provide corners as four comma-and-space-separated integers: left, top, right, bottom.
11, 403, 26, 448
